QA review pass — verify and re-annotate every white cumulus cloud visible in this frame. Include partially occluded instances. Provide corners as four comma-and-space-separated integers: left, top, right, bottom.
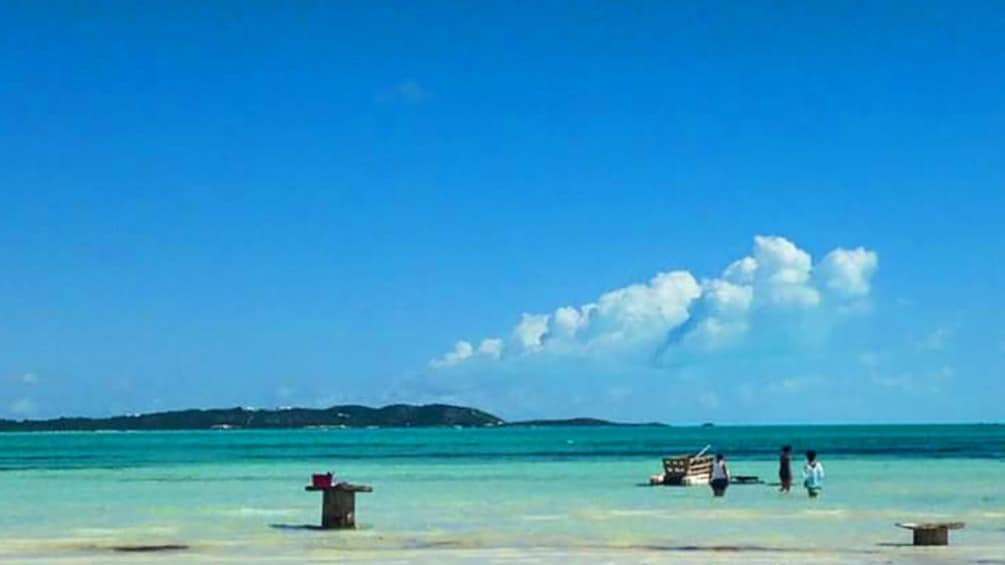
431, 235, 878, 369
430, 340, 474, 368
430, 338, 505, 367
513, 313, 551, 352
552, 306, 590, 337
817, 247, 879, 297
723, 256, 757, 285
751, 235, 820, 308
477, 338, 504, 359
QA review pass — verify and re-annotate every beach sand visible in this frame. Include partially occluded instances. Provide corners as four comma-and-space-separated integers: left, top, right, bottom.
2, 542, 1001, 564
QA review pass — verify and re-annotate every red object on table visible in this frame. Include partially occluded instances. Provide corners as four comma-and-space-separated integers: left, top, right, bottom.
311, 473, 333, 488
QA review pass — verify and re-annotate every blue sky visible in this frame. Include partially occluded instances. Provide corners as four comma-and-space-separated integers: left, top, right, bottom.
1, 1, 1003, 423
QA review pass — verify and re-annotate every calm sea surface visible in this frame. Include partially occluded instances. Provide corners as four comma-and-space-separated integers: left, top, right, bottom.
1, 425, 1002, 562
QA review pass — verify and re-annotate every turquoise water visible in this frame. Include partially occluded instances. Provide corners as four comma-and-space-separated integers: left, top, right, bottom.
1, 425, 1003, 562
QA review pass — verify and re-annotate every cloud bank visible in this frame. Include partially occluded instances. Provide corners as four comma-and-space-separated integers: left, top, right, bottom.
430, 235, 878, 369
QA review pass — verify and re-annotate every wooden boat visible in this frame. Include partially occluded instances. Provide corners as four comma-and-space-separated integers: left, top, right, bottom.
649, 453, 714, 486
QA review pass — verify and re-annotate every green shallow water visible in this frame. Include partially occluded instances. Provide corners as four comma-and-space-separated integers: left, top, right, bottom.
0, 425, 1002, 562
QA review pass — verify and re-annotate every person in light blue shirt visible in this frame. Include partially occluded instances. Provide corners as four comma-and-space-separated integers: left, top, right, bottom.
803, 450, 825, 498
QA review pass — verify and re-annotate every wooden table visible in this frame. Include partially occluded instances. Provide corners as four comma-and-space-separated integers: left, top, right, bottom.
895, 522, 965, 546
305, 484, 373, 529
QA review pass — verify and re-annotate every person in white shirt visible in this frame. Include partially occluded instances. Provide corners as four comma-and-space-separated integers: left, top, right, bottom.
803, 450, 825, 498
709, 453, 730, 497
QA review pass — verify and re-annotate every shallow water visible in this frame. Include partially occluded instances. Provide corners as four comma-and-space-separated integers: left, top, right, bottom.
1, 425, 1002, 562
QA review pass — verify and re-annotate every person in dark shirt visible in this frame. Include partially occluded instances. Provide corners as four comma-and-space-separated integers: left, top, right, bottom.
779, 445, 793, 493
710, 453, 730, 497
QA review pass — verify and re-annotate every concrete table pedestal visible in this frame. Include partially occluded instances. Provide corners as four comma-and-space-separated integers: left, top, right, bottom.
896, 522, 965, 546
305, 484, 373, 529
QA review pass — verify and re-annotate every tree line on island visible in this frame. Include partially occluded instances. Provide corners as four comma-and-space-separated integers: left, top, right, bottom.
0, 404, 667, 432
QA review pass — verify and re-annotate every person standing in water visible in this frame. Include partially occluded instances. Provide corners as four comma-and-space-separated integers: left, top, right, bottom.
803, 450, 824, 498
710, 453, 730, 497
778, 445, 793, 493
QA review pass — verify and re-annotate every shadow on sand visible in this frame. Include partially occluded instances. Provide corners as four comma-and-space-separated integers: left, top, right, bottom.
112, 544, 189, 553
269, 523, 327, 531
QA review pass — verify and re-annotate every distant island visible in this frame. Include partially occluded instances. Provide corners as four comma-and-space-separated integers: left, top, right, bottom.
505, 417, 666, 427
0, 404, 662, 432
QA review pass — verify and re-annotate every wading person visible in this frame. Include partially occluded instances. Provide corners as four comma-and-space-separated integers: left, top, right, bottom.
710, 453, 730, 497
779, 445, 793, 493
803, 450, 824, 498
